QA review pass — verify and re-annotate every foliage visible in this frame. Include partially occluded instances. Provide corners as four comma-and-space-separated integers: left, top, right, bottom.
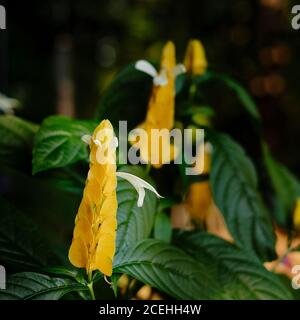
0, 41, 299, 301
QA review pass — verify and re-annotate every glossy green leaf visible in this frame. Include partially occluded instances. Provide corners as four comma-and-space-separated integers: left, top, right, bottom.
32, 116, 97, 174
114, 239, 223, 299
0, 272, 86, 300
209, 131, 276, 261
154, 211, 172, 243
175, 231, 292, 300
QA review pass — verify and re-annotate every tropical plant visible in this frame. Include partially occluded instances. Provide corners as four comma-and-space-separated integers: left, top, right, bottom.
0, 40, 299, 300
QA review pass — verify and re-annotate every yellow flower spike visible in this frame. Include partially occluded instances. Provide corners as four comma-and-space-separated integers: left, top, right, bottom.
184, 39, 208, 75
69, 120, 162, 279
293, 199, 300, 231
133, 41, 184, 168
69, 119, 118, 277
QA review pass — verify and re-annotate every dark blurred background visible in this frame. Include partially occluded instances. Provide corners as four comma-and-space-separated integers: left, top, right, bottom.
0, 0, 300, 174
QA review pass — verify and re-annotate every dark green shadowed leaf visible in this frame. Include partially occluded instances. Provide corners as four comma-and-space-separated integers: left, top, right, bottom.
0, 197, 59, 272
263, 143, 300, 227
32, 116, 97, 174
154, 211, 172, 243
114, 165, 157, 265
97, 63, 152, 129
114, 239, 224, 300
196, 71, 261, 121
175, 231, 292, 300
0, 272, 86, 300
208, 131, 276, 261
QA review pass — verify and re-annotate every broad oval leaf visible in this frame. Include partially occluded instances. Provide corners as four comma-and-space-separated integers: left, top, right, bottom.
0, 272, 86, 300
209, 131, 276, 261
32, 116, 97, 174
175, 231, 292, 300
114, 239, 223, 299
114, 166, 157, 265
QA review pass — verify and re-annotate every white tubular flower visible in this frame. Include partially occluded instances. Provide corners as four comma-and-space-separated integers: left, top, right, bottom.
81, 134, 92, 145
135, 60, 168, 86
135, 60, 186, 87
135, 60, 158, 78
173, 64, 186, 77
0, 93, 20, 115
109, 137, 119, 151
81, 134, 101, 146
116, 171, 163, 207
82, 135, 118, 152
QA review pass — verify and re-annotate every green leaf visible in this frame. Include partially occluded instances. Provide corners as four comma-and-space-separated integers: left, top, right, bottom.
154, 211, 172, 243
97, 63, 152, 129
32, 116, 97, 174
0, 115, 38, 167
44, 267, 87, 286
175, 73, 187, 94
197, 72, 261, 121
114, 239, 223, 299
263, 143, 300, 227
0, 197, 59, 272
35, 163, 86, 196
0, 272, 86, 300
43, 267, 81, 280
208, 131, 276, 261
114, 165, 157, 264
175, 231, 292, 300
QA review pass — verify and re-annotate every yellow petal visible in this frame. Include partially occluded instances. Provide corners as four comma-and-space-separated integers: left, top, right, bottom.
161, 41, 176, 71
185, 181, 212, 221
205, 203, 233, 242
68, 237, 88, 268
184, 39, 208, 75
73, 216, 94, 246
293, 199, 300, 231
93, 255, 113, 277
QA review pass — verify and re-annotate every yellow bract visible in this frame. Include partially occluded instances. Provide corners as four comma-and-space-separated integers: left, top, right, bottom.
69, 119, 118, 277
184, 39, 208, 75
132, 41, 178, 168
185, 143, 211, 221
293, 199, 300, 231
185, 181, 212, 221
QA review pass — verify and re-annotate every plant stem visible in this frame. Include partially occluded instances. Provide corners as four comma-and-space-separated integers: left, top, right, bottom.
87, 272, 96, 300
